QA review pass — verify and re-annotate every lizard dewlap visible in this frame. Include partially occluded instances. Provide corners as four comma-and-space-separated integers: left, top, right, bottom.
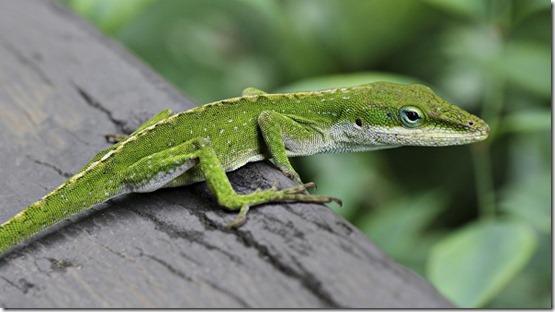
0, 82, 489, 256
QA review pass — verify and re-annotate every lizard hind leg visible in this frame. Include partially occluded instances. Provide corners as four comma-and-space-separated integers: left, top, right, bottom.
122, 139, 198, 193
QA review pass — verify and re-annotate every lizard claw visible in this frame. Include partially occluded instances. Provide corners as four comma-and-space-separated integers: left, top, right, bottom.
278, 183, 341, 206
282, 182, 317, 194
283, 184, 307, 194
270, 180, 280, 191
329, 196, 342, 207
303, 182, 317, 190
225, 205, 250, 229
281, 169, 304, 185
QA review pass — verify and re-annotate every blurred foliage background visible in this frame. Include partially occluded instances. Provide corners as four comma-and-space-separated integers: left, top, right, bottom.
64, 0, 551, 308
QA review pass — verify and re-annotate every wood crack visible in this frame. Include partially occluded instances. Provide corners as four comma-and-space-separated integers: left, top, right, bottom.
140, 252, 193, 282
0, 276, 35, 295
0, 40, 53, 86
72, 83, 130, 134
231, 228, 342, 308
138, 250, 250, 307
174, 198, 341, 307
27, 156, 72, 178
127, 208, 242, 265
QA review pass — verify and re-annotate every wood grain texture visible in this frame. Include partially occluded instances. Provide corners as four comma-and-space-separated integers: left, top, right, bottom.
0, 0, 452, 308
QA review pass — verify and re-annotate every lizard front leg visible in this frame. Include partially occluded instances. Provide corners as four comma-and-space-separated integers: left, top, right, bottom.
122, 138, 198, 193
257, 110, 325, 184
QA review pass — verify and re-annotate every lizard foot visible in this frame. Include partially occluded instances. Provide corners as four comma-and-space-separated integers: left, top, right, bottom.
280, 183, 342, 206
225, 182, 340, 228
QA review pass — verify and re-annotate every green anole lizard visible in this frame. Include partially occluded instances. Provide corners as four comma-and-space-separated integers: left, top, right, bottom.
0, 82, 489, 256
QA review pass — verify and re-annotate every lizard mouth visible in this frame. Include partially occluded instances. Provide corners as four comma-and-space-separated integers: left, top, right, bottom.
411, 127, 490, 146
472, 127, 490, 142
424, 129, 489, 146
368, 125, 490, 147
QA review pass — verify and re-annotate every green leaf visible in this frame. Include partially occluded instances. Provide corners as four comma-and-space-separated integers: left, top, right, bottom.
278, 72, 418, 92
487, 233, 551, 308
298, 153, 382, 220
498, 131, 549, 234
498, 110, 551, 135
428, 220, 537, 307
496, 41, 550, 97
359, 191, 446, 273
283, 0, 429, 68
69, 0, 155, 33
423, 0, 486, 19
505, 132, 549, 186
499, 174, 550, 234
513, 0, 551, 23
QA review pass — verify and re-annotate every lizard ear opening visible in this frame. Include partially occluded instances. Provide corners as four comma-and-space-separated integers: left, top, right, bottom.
355, 118, 363, 128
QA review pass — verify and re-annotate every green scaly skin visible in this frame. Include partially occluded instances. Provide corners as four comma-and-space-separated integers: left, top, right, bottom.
0, 82, 489, 256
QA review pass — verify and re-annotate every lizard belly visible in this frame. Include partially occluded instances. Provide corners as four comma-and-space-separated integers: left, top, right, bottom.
227, 153, 265, 171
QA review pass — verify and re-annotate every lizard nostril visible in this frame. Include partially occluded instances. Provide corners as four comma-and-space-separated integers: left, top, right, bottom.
468, 121, 474, 126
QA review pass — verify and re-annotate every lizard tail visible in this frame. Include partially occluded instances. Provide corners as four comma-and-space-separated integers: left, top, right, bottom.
0, 169, 123, 257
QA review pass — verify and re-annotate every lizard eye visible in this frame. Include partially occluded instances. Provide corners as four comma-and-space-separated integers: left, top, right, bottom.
399, 106, 424, 128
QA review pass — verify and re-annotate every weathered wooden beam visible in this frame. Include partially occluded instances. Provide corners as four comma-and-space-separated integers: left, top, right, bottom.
0, 0, 452, 308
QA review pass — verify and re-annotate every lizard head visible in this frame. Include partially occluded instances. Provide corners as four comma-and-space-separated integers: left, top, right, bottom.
335, 82, 490, 147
